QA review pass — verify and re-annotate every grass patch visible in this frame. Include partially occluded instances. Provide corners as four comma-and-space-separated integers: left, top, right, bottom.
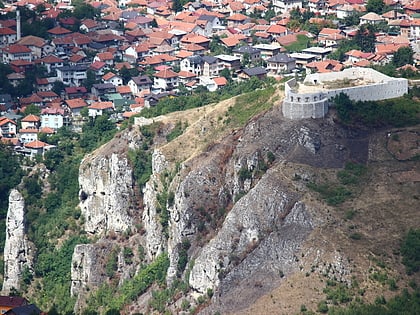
284, 35, 311, 53
226, 86, 275, 127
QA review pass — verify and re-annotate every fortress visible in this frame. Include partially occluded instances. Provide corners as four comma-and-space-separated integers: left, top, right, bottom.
282, 67, 408, 119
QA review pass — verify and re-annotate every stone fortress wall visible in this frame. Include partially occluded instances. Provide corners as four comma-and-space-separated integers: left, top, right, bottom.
282, 67, 408, 119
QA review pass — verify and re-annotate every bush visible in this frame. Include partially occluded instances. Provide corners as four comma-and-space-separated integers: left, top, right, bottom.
401, 229, 420, 274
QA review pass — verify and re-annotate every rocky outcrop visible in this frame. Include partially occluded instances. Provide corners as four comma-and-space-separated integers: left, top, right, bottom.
71, 243, 114, 312
79, 152, 135, 235
189, 168, 313, 299
2, 189, 34, 293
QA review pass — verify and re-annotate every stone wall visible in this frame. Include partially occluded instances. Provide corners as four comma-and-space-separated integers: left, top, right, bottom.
282, 67, 408, 120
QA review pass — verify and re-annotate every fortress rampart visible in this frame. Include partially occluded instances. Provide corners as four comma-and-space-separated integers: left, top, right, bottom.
282, 67, 408, 119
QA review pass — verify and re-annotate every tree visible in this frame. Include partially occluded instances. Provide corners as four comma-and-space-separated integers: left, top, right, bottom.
354, 25, 376, 53
52, 81, 66, 96
24, 104, 41, 116
83, 70, 97, 91
172, 0, 183, 12
393, 46, 414, 67
366, 0, 385, 14
220, 68, 232, 82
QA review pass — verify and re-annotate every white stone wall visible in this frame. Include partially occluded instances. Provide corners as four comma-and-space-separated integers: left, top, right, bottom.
282, 68, 408, 119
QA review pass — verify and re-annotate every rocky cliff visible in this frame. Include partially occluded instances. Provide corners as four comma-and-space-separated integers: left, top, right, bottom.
69, 91, 419, 314
2, 189, 34, 294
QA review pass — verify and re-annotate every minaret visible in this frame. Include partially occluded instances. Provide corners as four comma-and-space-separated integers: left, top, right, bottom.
16, 9, 21, 41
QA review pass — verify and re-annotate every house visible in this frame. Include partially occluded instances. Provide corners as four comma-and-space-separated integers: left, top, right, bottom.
232, 45, 261, 63
360, 12, 386, 25
103, 72, 123, 87
239, 67, 267, 80
21, 114, 40, 130
91, 83, 116, 98
19, 128, 39, 143
4, 304, 41, 315
2, 44, 32, 63
17, 35, 52, 58
216, 54, 241, 72
410, 19, 420, 39
202, 55, 219, 77
24, 140, 52, 159
56, 65, 89, 86
290, 52, 317, 67
0, 27, 17, 47
40, 107, 65, 130
65, 87, 88, 99
318, 28, 345, 47
0, 117, 17, 138
38, 55, 65, 74
180, 55, 203, 76
128, 76, 153, 95
88, 101, 114, 117
153, 68, 179, 91
301, 47, 333, 61
252, 43, 282, 59
94, 52, 115, 67
65, 98, 88, 116
273, 0, 303, 14
267, 53, 296, 74
0, 296, 28, 314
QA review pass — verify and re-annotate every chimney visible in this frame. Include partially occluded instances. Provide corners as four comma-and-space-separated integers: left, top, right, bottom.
16, 9, 21, 41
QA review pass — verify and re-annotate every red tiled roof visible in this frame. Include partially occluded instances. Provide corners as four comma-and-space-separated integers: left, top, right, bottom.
65, 98, 87, 109
25, 139, 49, 149
22, 114, 40, 122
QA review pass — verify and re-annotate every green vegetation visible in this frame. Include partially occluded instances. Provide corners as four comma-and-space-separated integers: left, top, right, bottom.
85, 253, 169, 313
333, 93, 420, 128
166, 120, 187, 142
0, 144, 24, 251
401, 229, 420, 275
327, 288, 420, 315
284, 35, 311, 53
225, 84, 275, 127
307, 162, 367, 206
141, 77, 275, 119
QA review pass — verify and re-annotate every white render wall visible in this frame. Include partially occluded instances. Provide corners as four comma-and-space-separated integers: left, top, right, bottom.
282, 68, 408, 119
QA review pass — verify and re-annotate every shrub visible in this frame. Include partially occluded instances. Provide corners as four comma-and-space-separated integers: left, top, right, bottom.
401, 229, 420, 274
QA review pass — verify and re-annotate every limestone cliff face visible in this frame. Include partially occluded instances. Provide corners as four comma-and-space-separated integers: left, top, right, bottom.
78, 129, 143, 236
70, 101, 369, 314
2, 189, 34, 293
71, 243, 114, 312
141, 150, 168, 260
79, 152, 135, 235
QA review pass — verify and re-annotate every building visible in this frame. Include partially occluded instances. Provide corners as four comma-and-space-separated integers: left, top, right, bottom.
40, 107, 64, 130
0, 296, 28, 314
282, 67, 408, 119
0, 117, 17, 138
267, 53, 296, 74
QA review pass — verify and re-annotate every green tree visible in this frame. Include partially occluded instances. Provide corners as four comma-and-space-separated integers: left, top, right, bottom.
354, 25, 376, 53
366, 0, 385, 14
172, 0, 184, 12
83, 70, 97, 91
52, 81, 66, 96
392, 46, 414, 67
23, 104, 41, 116
220, 68, 232, 82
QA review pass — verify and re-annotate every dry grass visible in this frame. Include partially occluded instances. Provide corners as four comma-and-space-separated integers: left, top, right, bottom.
156, 88, 284, 164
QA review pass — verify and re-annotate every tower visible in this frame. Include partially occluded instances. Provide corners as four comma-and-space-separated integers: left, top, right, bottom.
16, 9, 21, 41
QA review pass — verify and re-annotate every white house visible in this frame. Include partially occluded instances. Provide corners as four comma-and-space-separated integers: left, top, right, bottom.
88, 101, 114, 117
273, 0, 303, 14
153, 69, 179, 91
40, 107, 64, 130
128, 75, 153, 95
0, 117, 17, 138
103, 72, 123, 86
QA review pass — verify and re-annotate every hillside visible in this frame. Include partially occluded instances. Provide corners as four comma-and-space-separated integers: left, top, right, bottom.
3, 84, 420, 314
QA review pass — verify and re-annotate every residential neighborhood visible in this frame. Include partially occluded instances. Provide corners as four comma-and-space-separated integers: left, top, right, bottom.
0, 0, 419, 158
